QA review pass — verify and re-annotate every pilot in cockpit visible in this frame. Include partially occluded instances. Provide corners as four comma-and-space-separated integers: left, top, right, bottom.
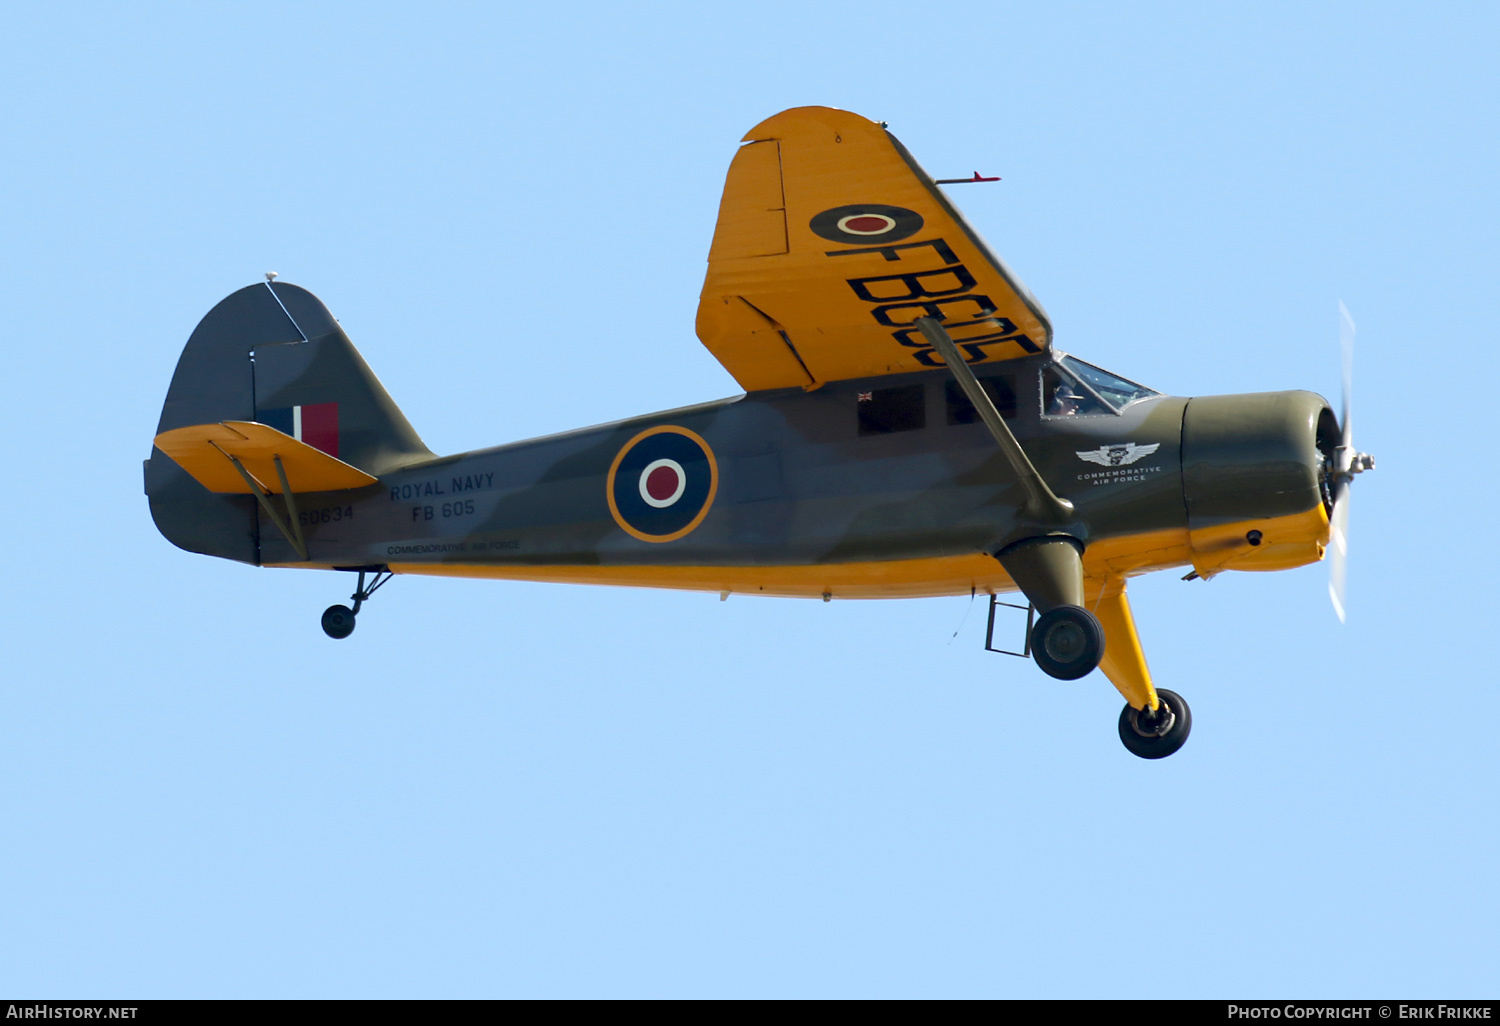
1048, 382, 1085, 416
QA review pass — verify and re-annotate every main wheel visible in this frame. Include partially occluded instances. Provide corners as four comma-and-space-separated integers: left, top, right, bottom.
1118, 687, 1192, 759
321, 604, 356, 640
1029, 605, 1105, 680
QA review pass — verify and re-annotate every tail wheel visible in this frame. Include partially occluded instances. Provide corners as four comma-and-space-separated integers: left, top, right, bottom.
321, 604, 356, 640
1029, 605, 1105, 680
1118, 687, 1192, 759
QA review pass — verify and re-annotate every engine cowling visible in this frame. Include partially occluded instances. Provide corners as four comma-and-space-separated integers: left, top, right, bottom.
1180, 391, 1339, 577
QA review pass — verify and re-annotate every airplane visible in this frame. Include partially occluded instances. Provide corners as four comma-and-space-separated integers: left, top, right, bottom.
145, 106, 1374, 760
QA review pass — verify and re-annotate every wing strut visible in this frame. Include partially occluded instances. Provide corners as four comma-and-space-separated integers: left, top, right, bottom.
915, 317, 1074, 525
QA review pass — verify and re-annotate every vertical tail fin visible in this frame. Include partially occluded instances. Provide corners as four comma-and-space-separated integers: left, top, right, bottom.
145, 281, 432, 563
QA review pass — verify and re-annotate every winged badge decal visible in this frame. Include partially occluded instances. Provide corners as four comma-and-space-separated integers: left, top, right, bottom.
1076, 442, 1160, 467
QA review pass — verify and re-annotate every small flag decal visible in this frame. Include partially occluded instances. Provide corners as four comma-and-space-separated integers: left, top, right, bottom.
258, 402, 339, 457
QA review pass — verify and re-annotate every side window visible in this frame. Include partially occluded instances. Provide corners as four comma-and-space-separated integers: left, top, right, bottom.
857, 385, 926, 436
945, 376, 1017, 424
1043, 366, 1108, 417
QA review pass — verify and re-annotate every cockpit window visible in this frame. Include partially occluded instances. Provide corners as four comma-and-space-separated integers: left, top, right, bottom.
1043, 365, 1108, 417
1060, 356, 1159, 410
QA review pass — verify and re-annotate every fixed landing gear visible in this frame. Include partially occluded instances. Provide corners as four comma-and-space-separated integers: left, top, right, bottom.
987, 535, 1190, 755
1118, 687, 1192, 759
320, 566, 393, 640
321, 604, 356, 639
1029, 605, 1105, 680
992, 539, 1104, 682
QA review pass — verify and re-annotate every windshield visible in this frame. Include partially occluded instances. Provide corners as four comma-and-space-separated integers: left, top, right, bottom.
1043, 366, 1109, 417
1060, 356, 1159, 410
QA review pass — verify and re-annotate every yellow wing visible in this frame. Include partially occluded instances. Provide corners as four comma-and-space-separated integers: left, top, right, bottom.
696, 107, 1051, 391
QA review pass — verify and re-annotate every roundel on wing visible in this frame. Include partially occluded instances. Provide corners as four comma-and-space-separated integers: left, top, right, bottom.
809, 204, 924, 245
607, 426, 718, 542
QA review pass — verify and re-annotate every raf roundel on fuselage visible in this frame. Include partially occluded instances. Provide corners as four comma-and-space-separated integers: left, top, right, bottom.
606, 426, 719, 543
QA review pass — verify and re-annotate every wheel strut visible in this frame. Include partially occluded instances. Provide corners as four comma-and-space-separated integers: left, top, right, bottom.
321, 566, 393, 640
349, 567, 393, 615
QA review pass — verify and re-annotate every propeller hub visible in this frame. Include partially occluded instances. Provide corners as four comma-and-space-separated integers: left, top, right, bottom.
1332, 445, 1376, 484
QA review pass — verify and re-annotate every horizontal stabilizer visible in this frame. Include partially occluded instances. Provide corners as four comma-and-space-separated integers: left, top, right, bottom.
154, 421, 379, 495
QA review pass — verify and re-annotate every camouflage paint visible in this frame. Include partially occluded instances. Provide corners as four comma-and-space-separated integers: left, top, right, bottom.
145, 284, 1336, 601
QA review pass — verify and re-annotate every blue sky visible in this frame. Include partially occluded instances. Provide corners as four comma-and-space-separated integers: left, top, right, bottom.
2, 1, 1496, 998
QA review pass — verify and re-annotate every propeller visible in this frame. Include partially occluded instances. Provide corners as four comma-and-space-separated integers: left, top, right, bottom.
1328, 301, 1375, 622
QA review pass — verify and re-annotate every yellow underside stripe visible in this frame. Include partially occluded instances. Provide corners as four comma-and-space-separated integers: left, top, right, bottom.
275, 507, 1328, 601
377, 528, 1198, 600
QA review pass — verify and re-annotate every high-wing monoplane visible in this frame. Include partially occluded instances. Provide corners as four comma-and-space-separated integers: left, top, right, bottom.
146, 107, 1375, 758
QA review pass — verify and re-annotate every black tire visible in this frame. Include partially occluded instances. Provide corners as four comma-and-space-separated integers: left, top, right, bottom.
1118, 687, 1192, 759
321, 604, 356, 640
1029, 605, 1105, 680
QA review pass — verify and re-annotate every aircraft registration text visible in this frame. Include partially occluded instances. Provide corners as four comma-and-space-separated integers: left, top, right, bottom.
824, 229, 1041, 366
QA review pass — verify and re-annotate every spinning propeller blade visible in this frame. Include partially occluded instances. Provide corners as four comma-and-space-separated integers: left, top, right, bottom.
1328, 301, 1365, 623
1328, 479, 1351, 623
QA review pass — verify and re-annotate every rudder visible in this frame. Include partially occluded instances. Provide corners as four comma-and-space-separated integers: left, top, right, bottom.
145, 281, 433, 564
